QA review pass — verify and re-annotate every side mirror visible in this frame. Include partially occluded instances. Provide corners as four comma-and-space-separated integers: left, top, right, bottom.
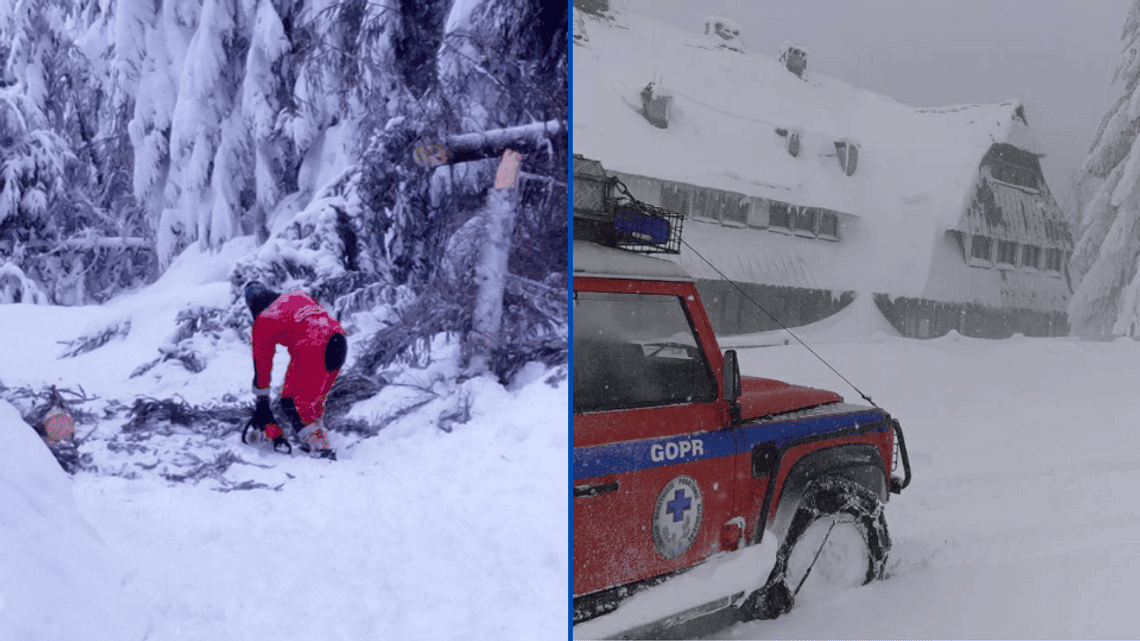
723, 349, 741, 402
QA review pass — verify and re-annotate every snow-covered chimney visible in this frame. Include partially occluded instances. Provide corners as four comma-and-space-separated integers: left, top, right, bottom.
573, 0, 609, 14
775, 127, 801, 157
703, 15, 744, 52
640, 82, 672, 129
779, 43, 808, 78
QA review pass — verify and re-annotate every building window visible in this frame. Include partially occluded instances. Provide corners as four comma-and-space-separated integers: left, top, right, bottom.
970, 236, 993, 263
1021, 245, 1041, 269
818, 212, 839, 240
728, 195, 750, 225
692, 187, 712, 220
707, 191, 726, 222
996, 240, 1017, 266
659, 182, 839, 238
661, 182, 690, 216
747, 199, 766, 228
662, 184, 753, 225
988, 160, 1039, 191
1045, 248, 1064, 272
767, 202, 841, 241
982, 143, 1043, 192
769, 202, 790, 229
791, 207, 817, 236
713, 191, 749, 226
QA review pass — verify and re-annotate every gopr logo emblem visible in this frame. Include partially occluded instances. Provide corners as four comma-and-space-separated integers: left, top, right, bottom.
652, 475, 703, 559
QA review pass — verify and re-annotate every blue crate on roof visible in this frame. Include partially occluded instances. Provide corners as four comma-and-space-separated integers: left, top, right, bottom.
613, 207, 670, 245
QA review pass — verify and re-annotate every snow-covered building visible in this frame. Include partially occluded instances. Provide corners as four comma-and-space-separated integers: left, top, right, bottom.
572, 2, 1073, 339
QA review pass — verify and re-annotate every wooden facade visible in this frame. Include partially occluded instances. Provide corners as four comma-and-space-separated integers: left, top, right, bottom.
696, 280, 854, 336
874, 295, 1069, 340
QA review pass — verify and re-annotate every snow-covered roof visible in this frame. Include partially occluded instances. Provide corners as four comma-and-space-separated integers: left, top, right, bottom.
573, 3, 1047, 298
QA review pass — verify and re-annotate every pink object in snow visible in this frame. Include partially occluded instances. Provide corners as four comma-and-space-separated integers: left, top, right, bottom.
43, 408, 75, 441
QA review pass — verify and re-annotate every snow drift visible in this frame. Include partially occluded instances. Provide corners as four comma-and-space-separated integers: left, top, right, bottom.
0, 400, 150, 641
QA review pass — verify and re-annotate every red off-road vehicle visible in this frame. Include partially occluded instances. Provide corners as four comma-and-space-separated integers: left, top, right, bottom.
572, 156, 911, 638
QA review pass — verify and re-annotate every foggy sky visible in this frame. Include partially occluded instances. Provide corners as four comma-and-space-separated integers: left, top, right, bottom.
617, 0, 1132, 209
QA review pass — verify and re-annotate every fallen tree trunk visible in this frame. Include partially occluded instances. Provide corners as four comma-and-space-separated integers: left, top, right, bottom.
423, 120, 565, 166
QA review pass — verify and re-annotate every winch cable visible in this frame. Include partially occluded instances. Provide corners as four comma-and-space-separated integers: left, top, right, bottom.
609, 178, 879, 408
679, 237, 880, 409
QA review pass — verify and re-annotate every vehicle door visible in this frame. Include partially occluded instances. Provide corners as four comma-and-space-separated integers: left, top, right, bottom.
573, 278, 736, 597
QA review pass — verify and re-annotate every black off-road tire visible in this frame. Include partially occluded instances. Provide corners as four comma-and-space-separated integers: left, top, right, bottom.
743, 476, 890, 619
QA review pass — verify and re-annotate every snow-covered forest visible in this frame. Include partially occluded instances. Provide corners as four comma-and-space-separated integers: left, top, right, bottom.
1, 0, 568, 638
0, 0, 568, 380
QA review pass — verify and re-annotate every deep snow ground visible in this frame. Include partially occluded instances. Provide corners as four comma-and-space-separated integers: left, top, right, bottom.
0, 238, 567, 640
67, 370, 567, 641
714, 308, 1140, 638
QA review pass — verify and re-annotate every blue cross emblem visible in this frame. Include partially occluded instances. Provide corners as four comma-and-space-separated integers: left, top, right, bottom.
666, 489, 691, 523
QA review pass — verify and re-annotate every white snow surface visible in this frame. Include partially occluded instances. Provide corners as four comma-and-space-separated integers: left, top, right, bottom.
718, 318, 1140, 638
0, 238, 567, 640
576, 539, 777, 640
574, 1, 1043, 300
0, 400, 151, 641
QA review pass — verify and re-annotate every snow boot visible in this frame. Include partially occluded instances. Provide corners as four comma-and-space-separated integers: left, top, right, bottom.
296, 422, 335, 460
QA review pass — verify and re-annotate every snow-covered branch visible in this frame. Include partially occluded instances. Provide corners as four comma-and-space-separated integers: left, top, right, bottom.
61, 237, 151, 250
13, 237, 152, 253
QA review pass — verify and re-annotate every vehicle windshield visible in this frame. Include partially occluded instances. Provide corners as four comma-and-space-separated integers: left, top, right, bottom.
573, 291, 717, 413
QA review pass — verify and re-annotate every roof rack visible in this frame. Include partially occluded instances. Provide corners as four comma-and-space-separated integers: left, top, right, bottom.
572, 154, 684, 254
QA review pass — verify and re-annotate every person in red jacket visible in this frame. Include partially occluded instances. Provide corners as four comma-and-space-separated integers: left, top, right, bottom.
241, 280, 346, 458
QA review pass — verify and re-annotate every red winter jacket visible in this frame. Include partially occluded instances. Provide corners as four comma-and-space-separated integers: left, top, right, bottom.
251, 293, 345, 422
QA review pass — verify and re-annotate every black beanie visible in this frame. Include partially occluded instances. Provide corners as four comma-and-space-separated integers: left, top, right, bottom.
244, 280, 280, 318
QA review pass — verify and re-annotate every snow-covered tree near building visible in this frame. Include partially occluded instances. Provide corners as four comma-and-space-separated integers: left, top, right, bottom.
1069, 0, 1140, 337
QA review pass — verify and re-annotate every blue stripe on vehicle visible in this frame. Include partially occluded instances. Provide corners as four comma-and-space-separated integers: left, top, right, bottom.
573, 410, 887, 481
574, 430, 737, 481
737, 410, 886, 451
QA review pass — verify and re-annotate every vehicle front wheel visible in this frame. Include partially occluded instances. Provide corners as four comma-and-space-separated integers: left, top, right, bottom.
744, 476, 890, 618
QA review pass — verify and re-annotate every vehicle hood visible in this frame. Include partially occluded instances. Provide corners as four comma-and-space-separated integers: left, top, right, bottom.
738, 375, 843, 421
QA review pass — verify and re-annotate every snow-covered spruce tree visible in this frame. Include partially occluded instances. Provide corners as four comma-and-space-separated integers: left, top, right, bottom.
151, 0, 251, 264
0, 0, 154, 305
1069, 0, 1140, 338
242, 0, 304, 244
230, 0, 409, 308
126, 0, 309, 269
